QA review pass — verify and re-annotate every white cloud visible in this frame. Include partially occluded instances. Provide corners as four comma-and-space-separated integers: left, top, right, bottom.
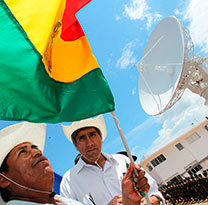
116, 41, 137, 69
103, 116, 157, 152
183, 0, 208, 52
156, 89, 208, 135
123, 0, 162, 29
115, 16, 120, 21
144, 89, 208, 157
120, 117, 157, 161
132, 87, 136, 95
123, 0, 150, 20
131, 145, 147, 162
126, 117, 156, 139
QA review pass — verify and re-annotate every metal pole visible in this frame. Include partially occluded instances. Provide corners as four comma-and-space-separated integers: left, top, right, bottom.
111, 111, 151, 205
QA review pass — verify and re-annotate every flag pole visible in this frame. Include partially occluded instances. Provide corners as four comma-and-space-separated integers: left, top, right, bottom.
111, 111, 151, 205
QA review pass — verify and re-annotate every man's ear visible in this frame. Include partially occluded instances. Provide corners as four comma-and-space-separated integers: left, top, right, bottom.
0, 175, 10, 188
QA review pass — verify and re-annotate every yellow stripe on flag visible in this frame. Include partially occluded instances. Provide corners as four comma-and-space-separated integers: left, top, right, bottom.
45, 34, 99, 82
5, 0, 65, 55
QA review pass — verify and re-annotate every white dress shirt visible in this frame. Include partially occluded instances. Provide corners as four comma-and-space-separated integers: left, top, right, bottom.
60, 153, 165, 205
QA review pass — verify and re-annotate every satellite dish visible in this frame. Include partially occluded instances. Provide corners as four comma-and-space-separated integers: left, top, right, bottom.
137, 16, 208, 116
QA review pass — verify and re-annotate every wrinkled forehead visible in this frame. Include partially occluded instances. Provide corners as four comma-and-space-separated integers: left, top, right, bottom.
7, 142, 37, 161
10, 142, 33, 153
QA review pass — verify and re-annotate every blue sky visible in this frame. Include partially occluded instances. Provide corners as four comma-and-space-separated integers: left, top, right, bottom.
1, 0, 208, 176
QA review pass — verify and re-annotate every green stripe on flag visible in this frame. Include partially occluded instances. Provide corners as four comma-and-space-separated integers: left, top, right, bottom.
0, 1, 114, 123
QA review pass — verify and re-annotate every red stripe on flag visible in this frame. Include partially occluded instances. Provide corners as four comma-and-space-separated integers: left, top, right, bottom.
61, 0, 92, 41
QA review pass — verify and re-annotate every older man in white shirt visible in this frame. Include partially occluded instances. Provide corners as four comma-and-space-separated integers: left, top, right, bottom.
61, 115, 165, 205
0, 122, 83, 205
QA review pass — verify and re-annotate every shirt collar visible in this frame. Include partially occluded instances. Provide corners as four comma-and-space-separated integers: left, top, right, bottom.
73, 152, 119, 174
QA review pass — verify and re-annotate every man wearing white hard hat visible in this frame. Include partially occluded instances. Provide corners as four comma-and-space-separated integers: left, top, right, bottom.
0, 122, 85, 205
60, 115, 165, 205
0, 122, 150, 205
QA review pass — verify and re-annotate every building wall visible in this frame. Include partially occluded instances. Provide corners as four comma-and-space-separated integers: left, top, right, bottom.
141, 120, 208, 184
184, 128, 208, 160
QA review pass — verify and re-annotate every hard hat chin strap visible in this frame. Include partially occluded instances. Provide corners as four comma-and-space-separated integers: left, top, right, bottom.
0, 173, 56, 198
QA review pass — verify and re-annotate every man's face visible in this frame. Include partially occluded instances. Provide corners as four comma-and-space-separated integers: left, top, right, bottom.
75, 127, 102, 163
4, 142, 53, 191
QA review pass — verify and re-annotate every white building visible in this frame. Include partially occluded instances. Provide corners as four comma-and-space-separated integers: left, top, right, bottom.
141, 119, 208, 185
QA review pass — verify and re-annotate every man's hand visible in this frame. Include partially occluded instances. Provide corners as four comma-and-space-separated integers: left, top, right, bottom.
108, 195, 122, 205
122, 163, 150, 205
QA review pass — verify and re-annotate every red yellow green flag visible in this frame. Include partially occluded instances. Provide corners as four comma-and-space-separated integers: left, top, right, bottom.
0, 0, 114, 123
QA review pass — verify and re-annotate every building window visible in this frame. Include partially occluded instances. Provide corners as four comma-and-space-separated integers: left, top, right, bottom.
151, 154, 166, 167
175, 143, 184, 151
146, 163, 153, 172
185, 132, 201, 144
188, 170, 192, 176
158, 154, 166, 162
194, 164, 203, 172
151, 159, 159, 167
170, 175, 183, 184
188, 164, 203, 176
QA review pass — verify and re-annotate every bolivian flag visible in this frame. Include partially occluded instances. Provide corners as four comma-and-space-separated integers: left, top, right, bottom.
0, 0, 114, 123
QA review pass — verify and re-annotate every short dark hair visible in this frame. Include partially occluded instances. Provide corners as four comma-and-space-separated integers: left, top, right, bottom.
0, 153, 11, 202
71, 126, 102, 146
0, 154, 9, 173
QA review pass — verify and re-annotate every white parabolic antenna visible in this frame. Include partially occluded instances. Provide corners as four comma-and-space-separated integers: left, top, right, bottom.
138, 16, 208, 116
